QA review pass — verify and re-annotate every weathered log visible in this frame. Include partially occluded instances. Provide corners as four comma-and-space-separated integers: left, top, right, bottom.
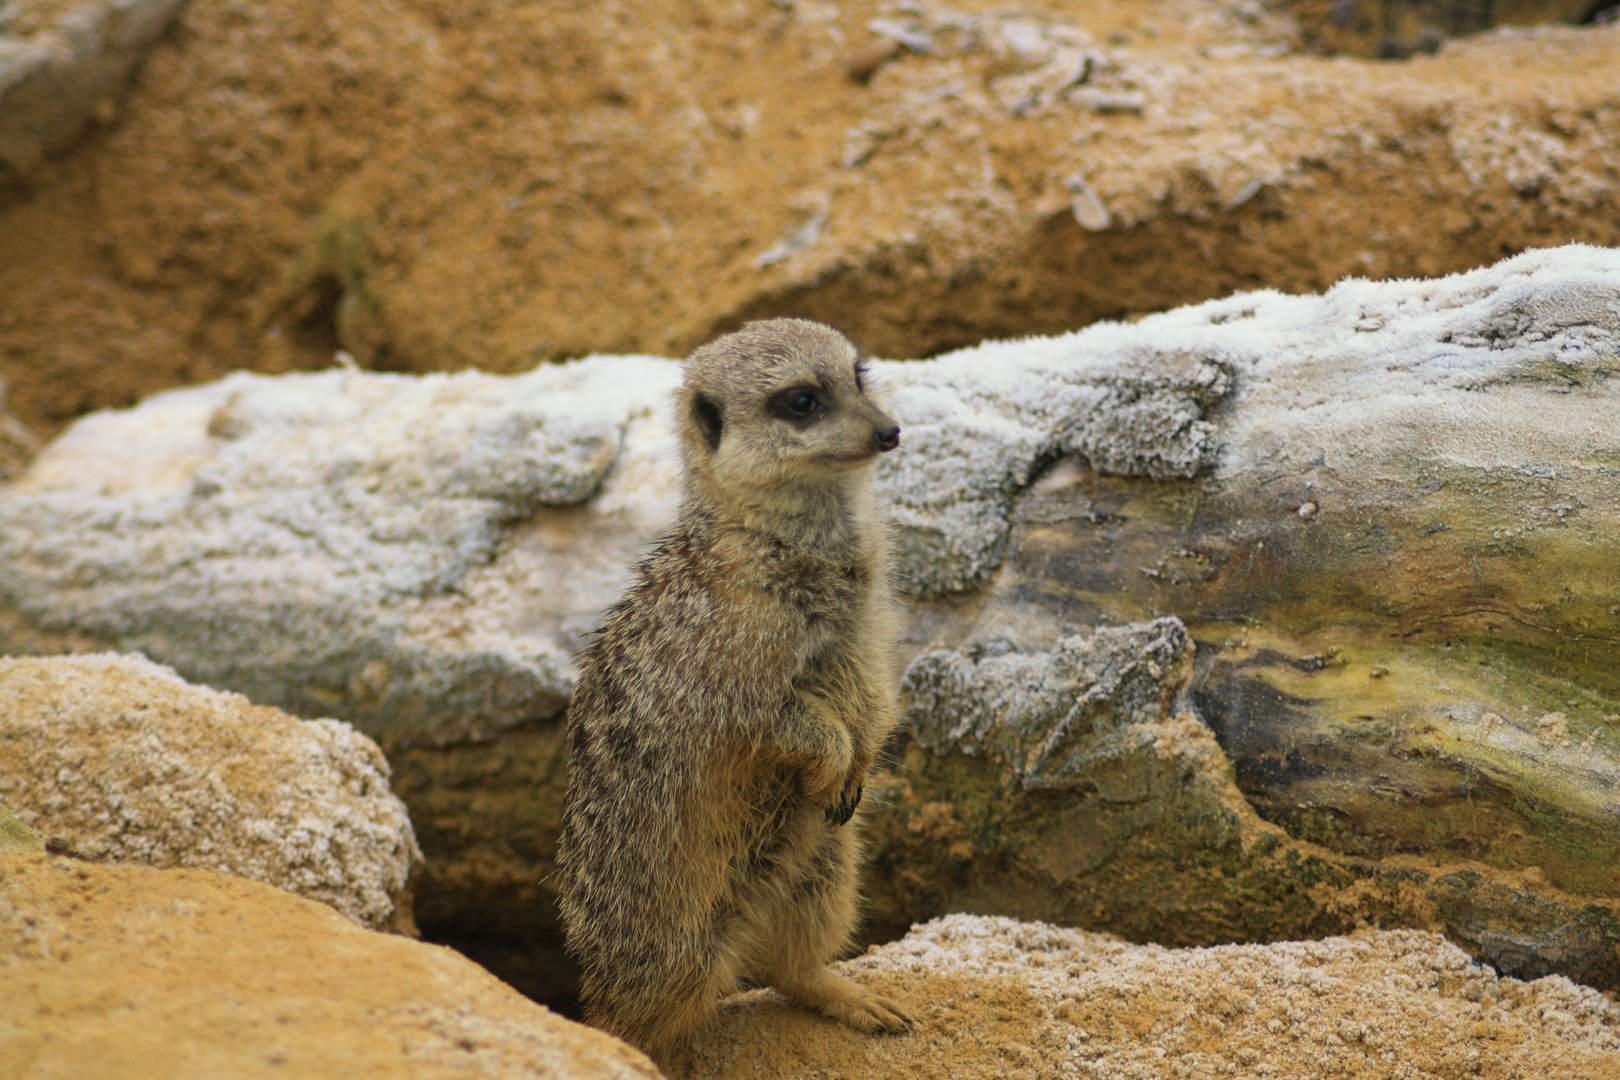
864, 243, 1620, 984
0, 361, 680, 747
879, 243, 1620, 901
873, 618, 1620, 988
2, 245, 1617, 996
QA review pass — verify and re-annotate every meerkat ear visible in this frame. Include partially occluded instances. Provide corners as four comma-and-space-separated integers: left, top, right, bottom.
692, 392, 723, 451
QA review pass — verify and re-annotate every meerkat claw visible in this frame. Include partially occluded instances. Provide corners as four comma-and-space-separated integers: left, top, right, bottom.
825, 782, 863, 825
859, 994, 915, 1033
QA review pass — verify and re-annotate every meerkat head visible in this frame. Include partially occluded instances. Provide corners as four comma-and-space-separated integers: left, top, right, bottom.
676, 318, 900, 512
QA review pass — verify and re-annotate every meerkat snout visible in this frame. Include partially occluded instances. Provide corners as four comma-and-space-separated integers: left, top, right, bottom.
875, 420, 900, 453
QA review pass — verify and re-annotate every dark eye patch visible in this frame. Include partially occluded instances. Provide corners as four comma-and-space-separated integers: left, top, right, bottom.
767, 385, 825, 423
692, 392, 723, 450
855, 356, 870, 392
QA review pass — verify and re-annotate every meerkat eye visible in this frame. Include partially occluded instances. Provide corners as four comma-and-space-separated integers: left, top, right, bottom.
855, 360, 869, 392
768, 386, 823, 422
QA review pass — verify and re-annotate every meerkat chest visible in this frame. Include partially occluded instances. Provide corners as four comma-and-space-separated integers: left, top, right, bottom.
725, 524, 883, 679
784, 564, 873, 674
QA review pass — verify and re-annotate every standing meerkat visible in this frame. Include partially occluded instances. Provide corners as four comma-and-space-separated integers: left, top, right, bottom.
557, 318, 913, 1064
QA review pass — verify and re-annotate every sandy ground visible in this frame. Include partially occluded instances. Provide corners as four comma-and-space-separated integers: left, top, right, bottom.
691, 915, 1620, 1080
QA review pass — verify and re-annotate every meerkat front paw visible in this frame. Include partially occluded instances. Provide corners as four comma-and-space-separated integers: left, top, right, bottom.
803, 752, 850, 810
798, 714, 856, 814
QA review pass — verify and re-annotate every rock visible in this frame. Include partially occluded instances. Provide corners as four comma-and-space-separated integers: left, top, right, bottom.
865, 243, 1620, 988
903, 618, 1194, 789
0, 653, 421, 931
0, 799, 42, 852
689, 914, 1620, 1079
1067, 175, 1111, 232
0, 0, 191, 177
869, 621, 1620, 990
873, 343, 1227, 596
879, 242, 1620, 906
0, 377, 39, 480
0, 851, 661, 1079
1287, 0, 1597, 58
3, 246, 1619, 995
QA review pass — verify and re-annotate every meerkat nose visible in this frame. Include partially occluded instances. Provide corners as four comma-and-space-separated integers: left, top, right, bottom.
874, 424, 901, 452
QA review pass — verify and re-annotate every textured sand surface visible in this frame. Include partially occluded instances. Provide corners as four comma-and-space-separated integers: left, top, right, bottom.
693, 915, 1620, 1079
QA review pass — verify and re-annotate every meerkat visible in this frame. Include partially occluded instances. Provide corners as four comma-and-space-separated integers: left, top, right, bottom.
556, 318, 913, 1065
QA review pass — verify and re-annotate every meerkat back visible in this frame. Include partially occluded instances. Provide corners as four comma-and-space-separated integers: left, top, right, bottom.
557, 318, 913, 1067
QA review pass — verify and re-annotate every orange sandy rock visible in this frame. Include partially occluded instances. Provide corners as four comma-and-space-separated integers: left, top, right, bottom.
0, 653, 421, 931
0, 851, 661, 1080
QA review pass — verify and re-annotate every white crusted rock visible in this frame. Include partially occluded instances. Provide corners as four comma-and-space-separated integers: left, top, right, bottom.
871, 242, 1617, 594
903, 617, 1192, 788
868, 244, 1620, 991
5, 246, 1614, 741
0, 653, 420, 931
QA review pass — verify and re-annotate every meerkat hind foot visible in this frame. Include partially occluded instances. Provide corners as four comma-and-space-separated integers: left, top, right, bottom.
779, 968, 913, 1034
